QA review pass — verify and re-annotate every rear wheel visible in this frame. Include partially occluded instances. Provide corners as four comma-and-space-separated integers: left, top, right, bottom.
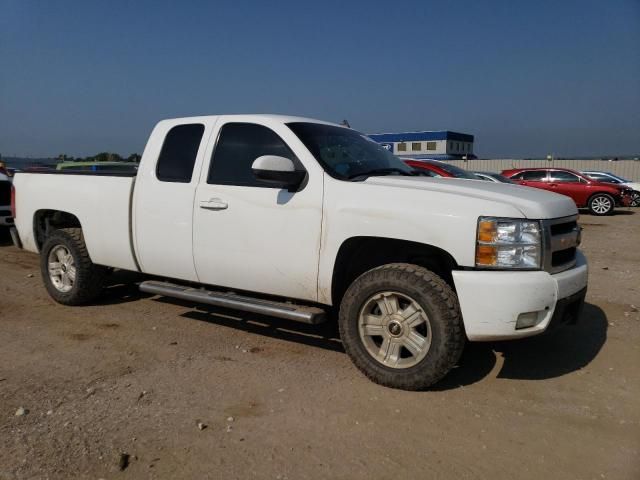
588, 193, 614, 216
339, 263, 465, 390
40, 228, 107, 305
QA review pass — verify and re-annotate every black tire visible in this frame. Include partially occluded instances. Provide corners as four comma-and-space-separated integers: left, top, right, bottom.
339, 263, 465, 390
630, 191, 640, 208
40, 228, 107, 305
588, 193, 615, 216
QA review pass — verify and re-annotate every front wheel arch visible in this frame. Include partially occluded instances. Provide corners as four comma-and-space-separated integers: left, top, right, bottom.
330, 236, 459, 307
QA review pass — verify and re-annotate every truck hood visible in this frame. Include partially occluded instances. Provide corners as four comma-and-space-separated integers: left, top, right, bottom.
364, 176, 578, 219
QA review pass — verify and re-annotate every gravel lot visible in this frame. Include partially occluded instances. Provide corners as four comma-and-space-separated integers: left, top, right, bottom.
1, 210, 639, 480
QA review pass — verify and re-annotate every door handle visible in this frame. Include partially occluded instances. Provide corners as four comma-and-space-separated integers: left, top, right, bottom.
549, 183, 558, 187
199, 198, 228, 210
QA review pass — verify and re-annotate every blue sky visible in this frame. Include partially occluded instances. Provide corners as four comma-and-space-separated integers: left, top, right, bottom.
1, 0, 639, 158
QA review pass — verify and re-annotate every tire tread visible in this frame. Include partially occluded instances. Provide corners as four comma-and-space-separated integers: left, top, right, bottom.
339, 263, 465, 390
40, 228, 106, 305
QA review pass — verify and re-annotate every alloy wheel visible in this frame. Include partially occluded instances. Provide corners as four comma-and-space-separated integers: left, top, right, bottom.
358, 291, 432, 369
48, 245, 76, 293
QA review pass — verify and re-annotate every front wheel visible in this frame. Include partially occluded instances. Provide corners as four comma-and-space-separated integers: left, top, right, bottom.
339, 263, 465, 390
630, 191, 640, 208
40, 228, 107, 305
588, 193, 615, 216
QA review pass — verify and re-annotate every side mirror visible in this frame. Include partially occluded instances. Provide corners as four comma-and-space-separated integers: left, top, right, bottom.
251, 155, 306, 191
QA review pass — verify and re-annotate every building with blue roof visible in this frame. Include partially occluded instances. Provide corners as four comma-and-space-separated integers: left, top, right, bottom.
368, 130, 475, 160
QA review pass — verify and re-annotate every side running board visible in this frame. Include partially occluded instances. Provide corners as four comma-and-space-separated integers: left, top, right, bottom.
139, 280, 326, 325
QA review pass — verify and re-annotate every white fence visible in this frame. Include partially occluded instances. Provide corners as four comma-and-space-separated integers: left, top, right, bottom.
448, 159, 640, 182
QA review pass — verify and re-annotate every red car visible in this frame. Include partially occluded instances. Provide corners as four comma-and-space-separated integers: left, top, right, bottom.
404, 159, 480, 179
502, 167, 633, 216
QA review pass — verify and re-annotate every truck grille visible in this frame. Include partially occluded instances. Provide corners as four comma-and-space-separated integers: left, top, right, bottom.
0, 181, 10, 205
541, 216, 580, 274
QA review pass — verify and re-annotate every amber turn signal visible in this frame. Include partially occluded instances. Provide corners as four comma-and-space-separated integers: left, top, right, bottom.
475, 245, 497, 266
477, 220, 497, 243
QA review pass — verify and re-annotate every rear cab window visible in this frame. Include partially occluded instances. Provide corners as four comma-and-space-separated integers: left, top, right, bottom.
156, 124, 205, 183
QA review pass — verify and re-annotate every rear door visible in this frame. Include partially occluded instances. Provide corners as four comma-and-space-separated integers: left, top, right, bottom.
133, 120, 213, 281
192, 120, 323, 301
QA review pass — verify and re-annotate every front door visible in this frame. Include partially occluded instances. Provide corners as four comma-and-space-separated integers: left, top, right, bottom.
192, 121, 323, 302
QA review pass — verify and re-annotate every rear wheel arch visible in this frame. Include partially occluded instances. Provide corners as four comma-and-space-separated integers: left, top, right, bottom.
33, 209, 82, 250
330, 236, 459, 307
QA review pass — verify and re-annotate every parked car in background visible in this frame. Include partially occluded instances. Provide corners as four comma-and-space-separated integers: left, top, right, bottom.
404, 159, 480, 179
24, 166, 56, 173
580, 171, 640, 207
502, 167, 633, 215
473, 171, 516, 184
0, 165, 13, 228
57, 161, 139, 173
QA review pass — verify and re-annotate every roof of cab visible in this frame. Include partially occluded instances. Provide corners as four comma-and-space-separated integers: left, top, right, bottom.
156, 114, 344, 128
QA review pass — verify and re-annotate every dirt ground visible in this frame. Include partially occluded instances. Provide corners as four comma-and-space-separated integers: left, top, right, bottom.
1, 210, 639, 480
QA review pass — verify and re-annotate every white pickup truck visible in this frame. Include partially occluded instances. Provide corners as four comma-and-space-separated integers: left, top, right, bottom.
10, 115, 588, 390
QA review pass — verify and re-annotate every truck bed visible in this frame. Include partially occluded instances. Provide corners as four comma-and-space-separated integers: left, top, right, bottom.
20, 169, 137, 177
12, 172, 139, 271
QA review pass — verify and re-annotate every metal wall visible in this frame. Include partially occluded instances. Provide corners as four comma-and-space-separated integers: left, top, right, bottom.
448, 159, 640, 182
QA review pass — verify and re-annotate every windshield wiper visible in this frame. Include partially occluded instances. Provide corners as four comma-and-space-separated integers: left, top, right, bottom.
348, 168, 414, 180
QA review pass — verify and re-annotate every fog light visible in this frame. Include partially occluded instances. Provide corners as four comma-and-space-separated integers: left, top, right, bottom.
516, 311, 542, 329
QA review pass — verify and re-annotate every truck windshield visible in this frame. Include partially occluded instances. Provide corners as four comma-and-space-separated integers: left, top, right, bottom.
287, 122, 415, 180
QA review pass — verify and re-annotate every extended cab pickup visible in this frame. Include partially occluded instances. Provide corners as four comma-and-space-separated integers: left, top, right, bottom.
11, 115, 588, 390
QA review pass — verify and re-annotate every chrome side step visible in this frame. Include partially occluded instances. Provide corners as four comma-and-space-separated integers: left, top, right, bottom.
140, 280, 326, 325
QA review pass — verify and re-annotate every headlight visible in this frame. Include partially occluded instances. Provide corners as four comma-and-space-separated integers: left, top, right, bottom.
476, 217, 542, 269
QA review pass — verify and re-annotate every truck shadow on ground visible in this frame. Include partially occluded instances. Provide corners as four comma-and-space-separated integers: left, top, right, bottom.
149, 295, 607, 389
95, 270, 154, 305
94, 271, 608, 389
161, 298, 345, 352
432, 303, 608, 390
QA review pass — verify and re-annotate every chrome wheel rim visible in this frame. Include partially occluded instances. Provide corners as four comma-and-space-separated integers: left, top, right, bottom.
48, 245, 76, 293
358, 291, 432, 369
631, 193, 640, 207
592, 196, 611, 214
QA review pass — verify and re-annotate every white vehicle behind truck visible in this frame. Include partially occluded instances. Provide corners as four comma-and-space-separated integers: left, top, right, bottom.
10, 115, 588, 390
0, 167, 13, 228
